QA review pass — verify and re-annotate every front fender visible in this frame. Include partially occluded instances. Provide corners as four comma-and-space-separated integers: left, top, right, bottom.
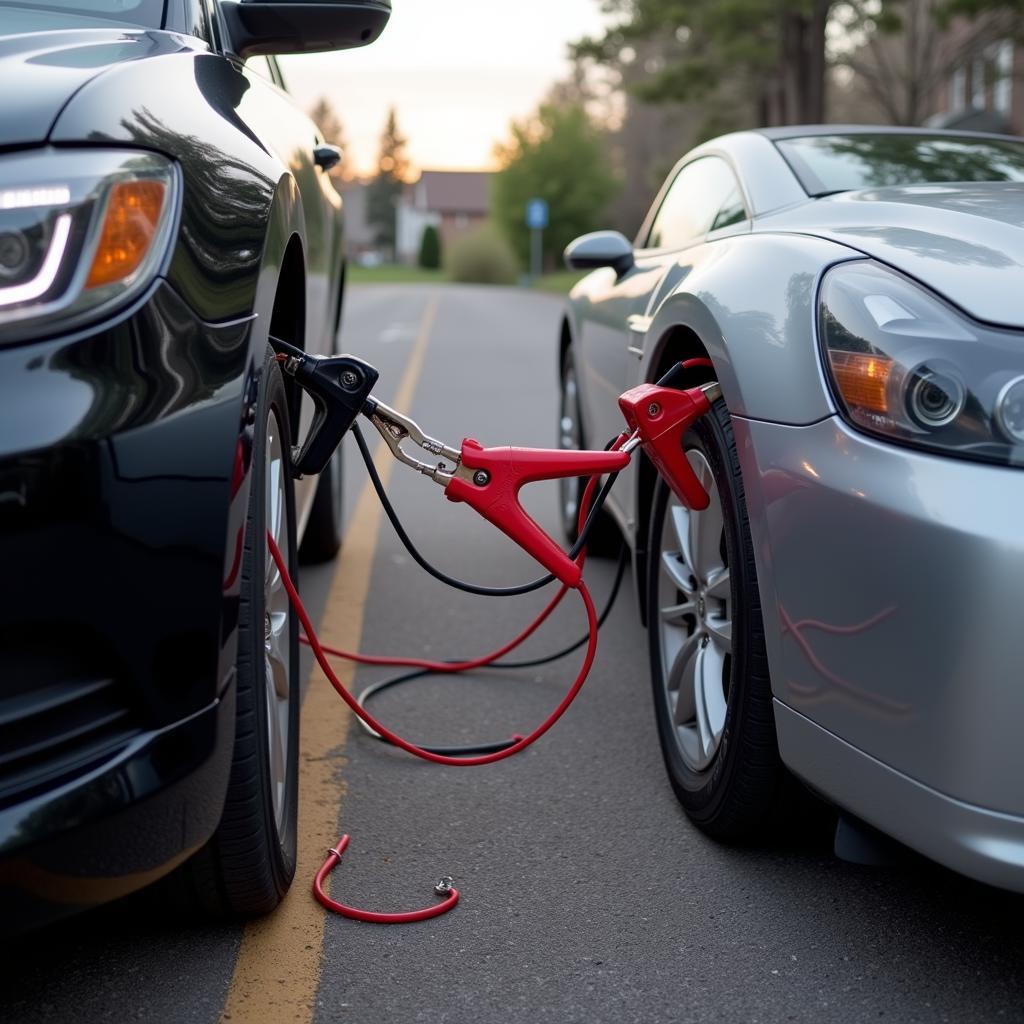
639, 232, 859, 425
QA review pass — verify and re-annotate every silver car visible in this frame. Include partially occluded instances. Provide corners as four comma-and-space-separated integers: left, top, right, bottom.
560, 126, 1024, 891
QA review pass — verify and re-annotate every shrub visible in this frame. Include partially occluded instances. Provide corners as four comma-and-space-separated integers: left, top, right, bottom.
418, 224, 442, 269
445, 223, 519, 285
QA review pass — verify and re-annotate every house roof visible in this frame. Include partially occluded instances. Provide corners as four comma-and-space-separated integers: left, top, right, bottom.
412, 171, 491, 215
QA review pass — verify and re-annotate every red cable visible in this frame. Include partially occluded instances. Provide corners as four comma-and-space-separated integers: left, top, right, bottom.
271, 436, 617, 922
269, 531, 599, 768
296, 439, 616, 675
313, 834, 459, 923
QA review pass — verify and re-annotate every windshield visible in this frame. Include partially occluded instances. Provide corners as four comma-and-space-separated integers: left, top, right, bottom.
777, 133, 1024, 196
0, 0, 164, 29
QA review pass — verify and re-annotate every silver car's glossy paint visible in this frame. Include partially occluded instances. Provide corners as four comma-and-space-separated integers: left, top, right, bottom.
735, 414, 1024, 817
565, 126, 1024, 891
760, 183, 1024, 327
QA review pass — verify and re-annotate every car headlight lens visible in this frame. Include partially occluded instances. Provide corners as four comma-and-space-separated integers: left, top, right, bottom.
0, 149, 178, 344
819, 261, 1024, 466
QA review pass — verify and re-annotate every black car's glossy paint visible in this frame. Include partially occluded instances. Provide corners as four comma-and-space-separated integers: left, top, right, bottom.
0, 3, 347, 927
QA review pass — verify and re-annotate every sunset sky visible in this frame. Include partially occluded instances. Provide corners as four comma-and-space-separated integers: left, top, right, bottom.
279, 0, 610, 177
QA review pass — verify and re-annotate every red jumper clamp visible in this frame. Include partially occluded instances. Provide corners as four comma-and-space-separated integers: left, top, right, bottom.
619, 380, 722, 510
363, 374, 720, 587
364, 397, 629, 587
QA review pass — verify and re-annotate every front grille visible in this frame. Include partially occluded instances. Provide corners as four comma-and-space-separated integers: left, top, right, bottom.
0, 641, 142, 808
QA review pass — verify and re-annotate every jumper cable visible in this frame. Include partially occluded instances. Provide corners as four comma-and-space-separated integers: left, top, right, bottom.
269, 344, 719, 922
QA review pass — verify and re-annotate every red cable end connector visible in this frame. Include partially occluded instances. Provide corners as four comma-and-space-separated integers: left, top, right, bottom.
314, 834, 460, 924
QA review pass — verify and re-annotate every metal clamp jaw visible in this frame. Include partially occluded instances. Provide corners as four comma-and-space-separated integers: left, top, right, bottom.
364, 399, 475, 486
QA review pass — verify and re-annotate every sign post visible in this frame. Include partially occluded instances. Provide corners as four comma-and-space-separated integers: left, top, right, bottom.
525, 197, 548, 284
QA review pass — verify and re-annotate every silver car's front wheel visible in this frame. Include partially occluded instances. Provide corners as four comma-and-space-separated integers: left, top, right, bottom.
656, 451, 733, 772
646, 396, 794, 839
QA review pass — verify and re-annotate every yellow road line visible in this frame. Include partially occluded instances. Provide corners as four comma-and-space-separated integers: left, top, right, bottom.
220, 294, 439, 1024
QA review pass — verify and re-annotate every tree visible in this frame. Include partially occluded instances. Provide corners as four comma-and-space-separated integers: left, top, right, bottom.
830, 0, 952, 124
418, 224, 442, 269
830, 0, 1024, 124
492, 103, 620, 270
573, 1, 969, 132
366, 107, 410, 257
309, 96, 350, 180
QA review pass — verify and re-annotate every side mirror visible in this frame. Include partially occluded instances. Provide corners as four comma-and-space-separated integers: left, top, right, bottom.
564, 231, 634, 277
223, 0, 391, 59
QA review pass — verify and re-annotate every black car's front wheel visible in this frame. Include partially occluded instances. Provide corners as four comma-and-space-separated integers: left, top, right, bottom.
646, 397, 791, 839
185, 345, 300, 916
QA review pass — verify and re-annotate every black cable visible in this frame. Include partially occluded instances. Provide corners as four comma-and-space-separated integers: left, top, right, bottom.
354, 543, 629, 755
351, 421, 622, 597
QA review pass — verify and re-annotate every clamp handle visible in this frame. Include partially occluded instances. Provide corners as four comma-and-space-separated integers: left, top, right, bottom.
618, 383, 713, 511
444, 441, 630, 587
282, 348, 379, 476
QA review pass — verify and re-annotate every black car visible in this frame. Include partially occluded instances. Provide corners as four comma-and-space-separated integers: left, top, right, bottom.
0, 0, 390, 932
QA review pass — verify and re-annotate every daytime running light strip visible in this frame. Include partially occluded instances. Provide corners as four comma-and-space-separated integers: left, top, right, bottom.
0, 213, 73, 309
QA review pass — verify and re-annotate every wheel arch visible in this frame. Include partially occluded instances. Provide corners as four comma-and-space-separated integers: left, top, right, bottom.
631, 234, 853, 624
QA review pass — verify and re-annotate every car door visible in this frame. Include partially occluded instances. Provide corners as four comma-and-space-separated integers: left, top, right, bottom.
237, 53, 342, 361
576, 155, 749, 470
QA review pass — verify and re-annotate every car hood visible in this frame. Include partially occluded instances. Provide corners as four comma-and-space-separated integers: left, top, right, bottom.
0, 27, 186, 149
760, 183, 1024, 328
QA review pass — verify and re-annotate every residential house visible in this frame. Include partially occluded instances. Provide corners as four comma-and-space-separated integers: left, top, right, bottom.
395, 170, 491, 264
928, 17, 1021, 134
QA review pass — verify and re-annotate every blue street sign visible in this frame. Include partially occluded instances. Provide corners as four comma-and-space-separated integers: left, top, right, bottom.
525, 197, 549, 230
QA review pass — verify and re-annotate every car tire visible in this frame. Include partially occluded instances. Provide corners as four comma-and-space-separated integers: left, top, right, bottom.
299, 444, 343, 564
183, 345, 300, 916
646, 396, 793, 839
559, 347, 620, 554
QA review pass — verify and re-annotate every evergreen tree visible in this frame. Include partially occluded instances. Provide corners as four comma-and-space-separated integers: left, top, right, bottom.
366, 107, 410, 258
309, 96, 349, 180
418, 224, 442, 269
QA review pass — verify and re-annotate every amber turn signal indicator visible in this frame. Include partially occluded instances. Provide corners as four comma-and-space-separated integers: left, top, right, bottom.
828, 350, 892, 414
86, 180, 166, 289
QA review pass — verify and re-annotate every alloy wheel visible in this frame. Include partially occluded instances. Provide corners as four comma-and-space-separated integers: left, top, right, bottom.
655, 450, 732, 772
263, 408, 292, 831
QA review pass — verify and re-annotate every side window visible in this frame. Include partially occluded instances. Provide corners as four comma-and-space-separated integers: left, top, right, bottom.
186, 0, 211, 44
645, 156, 747, 249
246, 56, 277, 84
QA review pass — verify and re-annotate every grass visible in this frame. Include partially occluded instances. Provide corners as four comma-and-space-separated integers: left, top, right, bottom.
347, 263, 587, 295
347, 264, 445, 285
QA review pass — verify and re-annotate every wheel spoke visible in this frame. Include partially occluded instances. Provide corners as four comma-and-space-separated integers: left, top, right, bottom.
661, 599, 696, 625
705, 567, 731, 601
267, 611, 290, 698
265, 673, 286, 806
694, 643, 728, 757
666, 630, 700, 698
705, 613, 732, 651
660, 550, 696, 596
669, 503, 697, 576
689, 479, 725, 585
674, 639, 699, 726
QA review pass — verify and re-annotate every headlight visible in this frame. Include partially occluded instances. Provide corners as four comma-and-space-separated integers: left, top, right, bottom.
818, 261, 1024, 466
0, 149, 178, 344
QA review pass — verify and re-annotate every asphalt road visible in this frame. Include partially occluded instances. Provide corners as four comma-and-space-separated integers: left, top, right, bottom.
3, 284, 1023, 1024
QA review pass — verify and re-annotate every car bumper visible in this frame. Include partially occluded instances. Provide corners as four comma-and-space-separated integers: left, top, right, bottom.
0, 281, 254, 927
0, 688, 234, 934
735, 414, 1024, 888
